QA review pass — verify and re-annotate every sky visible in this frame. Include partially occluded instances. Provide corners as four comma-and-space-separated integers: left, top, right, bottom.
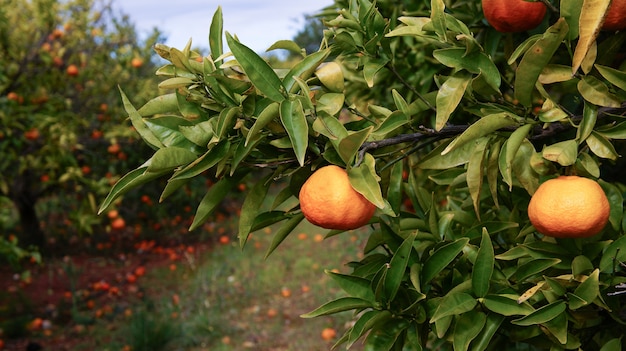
114, 0, 335, 54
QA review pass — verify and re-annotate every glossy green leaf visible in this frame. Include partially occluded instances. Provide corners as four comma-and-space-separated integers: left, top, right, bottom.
542, 310, 568, 344
238, 173, 272, 248
573, 0, 611, 73
578, 75, 622, 107
538, 64, 576, 84
170, 140, 229, 181
481, 295, 534, 316
363, 318, 409, 351
599, 236, 626, 273
146, 147, 197, 173
283, 49, 330, 93
98, 167, 168, 214
442, 113, 520, 155
599, 338, 623, 351
317, 93, 345, 116
327, 271, 376, 301
338, 126, 373, 165
226, 32, 285, 102
514, 18, 569, 106
137, 93, 179, 116
209, 6, 223, 63
511, 300, 566, 326
587, 131, 619, 160
264, 213, 305, 258
435, 72, 471, 131
470, 313, 505, 351
453, 310, 486, 351
349, 153, 385, 208
430, 292, 477, 323
179, 120, 215, 147
503, 124, 533, 186
418, 139, 473, 170
422, 237, 470, 285
158, 77, 194, 89
246, 101, 279, 146
512, 258, 561, 282
119, 88, 164, 150
433, 48, 501, 92
313, 111, 349, 144
346, 310, 393, 349
600, 179, 624, 231
467, 138, 488, 218
280, 98, 308, 166
596, 64, 626, 91
577, 102, 598, 142
189, 173, 246, 231
569, 269, 600, 309
144, 116, 198, 151
561, 0, 583, 40
472, 229, 494, 298
383, 231, 416, 302
430, 0, 447, 41
387, 161, 404, 215
597, 121, 626, 140
301, 297, 373, 318
542, 139, 578, 166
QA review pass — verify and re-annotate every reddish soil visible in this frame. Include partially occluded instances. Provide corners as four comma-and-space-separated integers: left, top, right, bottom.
0, 229, 216, 351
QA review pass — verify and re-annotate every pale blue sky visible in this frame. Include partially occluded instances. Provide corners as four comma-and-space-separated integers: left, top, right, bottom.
115, 1, 334, 53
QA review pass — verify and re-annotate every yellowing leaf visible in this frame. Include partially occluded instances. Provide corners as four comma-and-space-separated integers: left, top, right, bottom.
572, 0, 611, 74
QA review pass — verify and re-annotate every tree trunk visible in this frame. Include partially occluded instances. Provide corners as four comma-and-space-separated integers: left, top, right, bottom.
15, 196, 45, 249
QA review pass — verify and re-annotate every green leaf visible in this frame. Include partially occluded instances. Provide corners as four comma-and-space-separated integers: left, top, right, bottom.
542, 310, 568, 344
170, 140, 229, 181
419, 138, 474, 170
315, 61, 345, 93
512, 258, 561, 282
209, 7, 224, 63
467, 138, 488, 218
481, 295, 535, 316
599, 235, 626, 273
144, 116, 198, 151
511, 300, 566, 326
514, 18, 569, 106
225, 33, 285, 102
430, 292, 477, 322
338, 127, 373, 165
430, 0, 447, 41
470, 313, 505, 351
578, 75, 622, 107
280, 98, 308, 166
327, 271, 376, 302
179, 120, 215, 147
435, 72, 472, 131
383, 231, 416, 302
146, 147, 197, 173
238, 173, 272, 248
442, 113, 520, 155
453, 310, 486, 351
577, 102, 598, 142
387, 161, 404, 215
213, 106, 240, 142
560, 0, 583, 40
301, 297, 373, 318
98, 167, 168, 214
599, 338, 623, 351
433, 48, 501, 92
246, 101, 280, 146
349, 153, 385, 208
422, 237, 470, 285
346, 310, 393, 349
158, 77, 194, 89
596, 64, 626, 91
363, 318, 410, 351
586, 131, 619, 160
189, 173, 246, 231
503, 124, 533, 185
282, 49, 330, 93
472, 229, 494, 298
119, 88, 164, 150
569, 269, 600, 310
137, 93, 179, 116
264, 213, 304, 258
542, 139, 578, 166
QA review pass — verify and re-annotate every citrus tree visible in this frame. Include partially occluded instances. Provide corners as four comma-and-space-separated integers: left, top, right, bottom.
0, 0, 162, 254
101, 0, 626, 349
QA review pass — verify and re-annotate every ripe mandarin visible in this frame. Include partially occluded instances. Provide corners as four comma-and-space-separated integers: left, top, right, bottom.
482, 0, 547, 33
299, 165, 376, 230
603, 0, 626, 30
528, 176, 610, 238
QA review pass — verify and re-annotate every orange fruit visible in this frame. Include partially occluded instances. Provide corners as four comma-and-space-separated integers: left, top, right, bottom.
111, 217, 126, 230
321, 327, 337, 341
299, 165, 376, 230
131, 57, 144, 68
528, 176, 610, 238
603, 0, 626, 30
481, 0, 547, 33
66, 64, 79, 76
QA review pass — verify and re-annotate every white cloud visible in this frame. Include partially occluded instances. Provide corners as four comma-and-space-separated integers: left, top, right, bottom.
115, 0, 334, 53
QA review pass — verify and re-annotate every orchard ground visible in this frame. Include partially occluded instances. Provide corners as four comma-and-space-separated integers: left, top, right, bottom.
0, 198, 368, 351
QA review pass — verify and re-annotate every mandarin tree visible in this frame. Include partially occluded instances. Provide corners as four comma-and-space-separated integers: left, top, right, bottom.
102, 0, 626, 350
0, 0, 162, 253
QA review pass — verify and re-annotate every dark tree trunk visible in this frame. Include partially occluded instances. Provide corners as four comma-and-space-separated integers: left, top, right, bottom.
9, 171, 46, 249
